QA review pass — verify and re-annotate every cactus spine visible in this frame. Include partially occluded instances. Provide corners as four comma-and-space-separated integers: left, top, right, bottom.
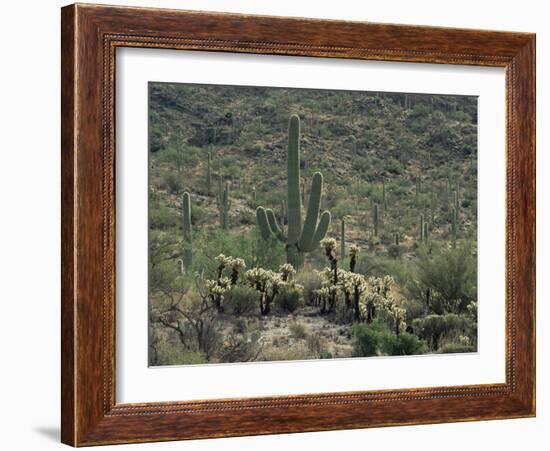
182, 192, 193, 271
373, 204, 379, 237
340, 217, 346, 259
256, 115, 331, 268
216, 181, 231, 229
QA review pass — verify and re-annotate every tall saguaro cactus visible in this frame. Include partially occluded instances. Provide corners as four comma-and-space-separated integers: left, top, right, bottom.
181, 192, 193, 271
340, 217, 346, 259
217, 181, 231, 229
206, 152, 212, 193
382, 180, 387, 212
373, 203, 380, 237
256, 114, 331, 268
451, 207, 457, 247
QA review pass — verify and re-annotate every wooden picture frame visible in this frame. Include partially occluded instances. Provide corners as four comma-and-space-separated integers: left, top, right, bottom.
61, 3, 535, 446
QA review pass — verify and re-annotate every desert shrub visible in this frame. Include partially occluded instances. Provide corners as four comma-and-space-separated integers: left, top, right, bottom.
216, 332, 262, 363
225, 286, 258, 316
353, 320, 426, 357
381, 331, 427, 356
163, 172, 182, 194
150, 205, 178, 230
275, 286, 302, 313
295, 269, 322, 305
415, 245, 477, 314
330, 198, 355, 219
149, 259, 180, 293
150, 340, 208, 366
383, 157, 404, 175
306, 333, 328, 358
387, 244, 401, 258
438, 342, 475, 354
412, 314, 476, 351
237, 208, 255, 225
402, 298, 427, 322
352, 320, 392, 357
260, 344, 310, 362
289, 321, 308, 339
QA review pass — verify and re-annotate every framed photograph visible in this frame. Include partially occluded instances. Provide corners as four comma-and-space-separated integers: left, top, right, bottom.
61, 3, 535, 446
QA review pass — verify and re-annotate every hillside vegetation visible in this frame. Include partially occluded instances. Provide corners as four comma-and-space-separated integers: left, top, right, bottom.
148, 82, 478, 366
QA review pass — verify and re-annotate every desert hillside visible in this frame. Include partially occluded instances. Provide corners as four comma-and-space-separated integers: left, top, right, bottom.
148, 82, 478, 366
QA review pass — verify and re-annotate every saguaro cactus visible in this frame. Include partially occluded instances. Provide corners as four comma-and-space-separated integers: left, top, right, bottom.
182, 192, 193, 271
423, 222, 429, 244
415, 176, 422, 205
451, 207, 457, 247
373, 204, 379, 237
256, 115, 331, 268
382, 180, 387, 212
217, 181, 231, 229
350, 135, 357, 156
454, 189, 460, 219
340, 217, 346, 259
206, 152, 211, 193
394, 232, 400, 246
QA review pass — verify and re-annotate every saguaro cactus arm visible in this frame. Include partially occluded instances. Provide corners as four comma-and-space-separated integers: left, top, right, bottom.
266, 208, 286, 242
297, 172, 323, 252
256, 207, 272, 241
303, 211, 331, 252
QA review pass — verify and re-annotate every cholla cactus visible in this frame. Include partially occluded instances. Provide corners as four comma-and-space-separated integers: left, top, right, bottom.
204, 276, 231, 313
279, 263, 296, 282
214, 253, 232, 279
245, 268, 284, 315
377, 294, 406, 334
228, 257, 246, 285
349, 244, 360, 272
320, 237, 337, 258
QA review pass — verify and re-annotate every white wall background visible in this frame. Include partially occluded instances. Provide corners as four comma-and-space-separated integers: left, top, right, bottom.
0, 0, 545, 449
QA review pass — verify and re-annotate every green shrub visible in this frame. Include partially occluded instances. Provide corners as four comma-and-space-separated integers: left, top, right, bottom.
225, 286, 258, 316
163, 172, 182, 194
438, 342, 475, 354
289, 321, 307, 339
387, 244, 401, 258
275, 286, 302, 313
416, 245, 477, 314
150, 205, 178, 230
353, 321, 426, 357
306, 333, 327, 358
383, 332, 427, 356
352, 320, 391, 357
295, 268, 322, 305
412, 313, 476, 351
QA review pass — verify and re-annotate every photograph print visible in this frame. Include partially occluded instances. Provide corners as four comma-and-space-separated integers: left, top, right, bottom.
148, 82, 478, 366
